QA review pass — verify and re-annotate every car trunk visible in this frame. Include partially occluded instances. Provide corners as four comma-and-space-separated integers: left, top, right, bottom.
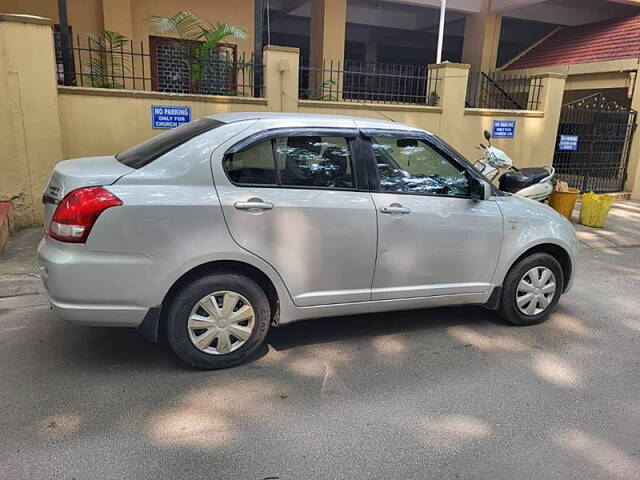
42, 156, 134, 230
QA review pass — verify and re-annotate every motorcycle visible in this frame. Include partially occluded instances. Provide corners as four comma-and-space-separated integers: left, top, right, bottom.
474, 130, 555, 202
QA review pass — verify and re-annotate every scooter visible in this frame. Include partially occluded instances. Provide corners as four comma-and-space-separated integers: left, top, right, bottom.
474, 130, 555, 202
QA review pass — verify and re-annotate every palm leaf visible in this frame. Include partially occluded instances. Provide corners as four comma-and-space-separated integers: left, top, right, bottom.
101, 29, 130, 50
146, 11, 204, 40
87, 33, 105, 50
200, 22, 247, 53
86, 30, 130, 87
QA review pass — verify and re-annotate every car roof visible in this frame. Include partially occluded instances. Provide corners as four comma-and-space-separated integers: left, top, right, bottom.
206, 112, 428, 134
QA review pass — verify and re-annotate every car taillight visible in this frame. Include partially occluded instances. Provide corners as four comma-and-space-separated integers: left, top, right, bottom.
48, 186, 122, 243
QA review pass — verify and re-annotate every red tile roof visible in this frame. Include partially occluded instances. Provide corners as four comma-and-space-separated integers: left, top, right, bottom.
505, 14, 640, 70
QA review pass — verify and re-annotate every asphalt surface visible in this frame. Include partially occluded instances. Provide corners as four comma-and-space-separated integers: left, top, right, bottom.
0, 244, 639, 479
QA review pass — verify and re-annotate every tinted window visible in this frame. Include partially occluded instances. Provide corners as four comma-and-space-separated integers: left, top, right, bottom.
372, 137, 469, 196
275, 136, 354, 189
225, 136, 355, 189
223, 140, 276, 185
116, 118, 224, 169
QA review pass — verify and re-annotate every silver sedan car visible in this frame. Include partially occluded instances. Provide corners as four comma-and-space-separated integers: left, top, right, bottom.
39, 113, 578, 369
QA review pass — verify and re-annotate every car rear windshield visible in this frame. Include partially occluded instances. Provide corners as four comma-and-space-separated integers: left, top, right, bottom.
116, 118, 225, 169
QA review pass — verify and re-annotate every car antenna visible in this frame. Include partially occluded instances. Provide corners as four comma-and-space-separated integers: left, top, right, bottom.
356, 102, 397, 123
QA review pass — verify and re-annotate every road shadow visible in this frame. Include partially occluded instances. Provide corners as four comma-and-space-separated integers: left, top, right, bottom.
267, 305, 502, 352
52, 304, 504, 370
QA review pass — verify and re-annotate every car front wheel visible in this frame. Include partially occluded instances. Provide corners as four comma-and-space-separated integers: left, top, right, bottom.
498, 253, 564, 326
165, 272, 271, 369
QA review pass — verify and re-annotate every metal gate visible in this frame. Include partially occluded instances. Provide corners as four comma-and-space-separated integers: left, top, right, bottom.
553, 93, 637, 192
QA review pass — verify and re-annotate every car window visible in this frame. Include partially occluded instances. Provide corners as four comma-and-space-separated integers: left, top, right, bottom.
274, 136, 354, 189
117, 118, 224, 169
223, 140, 276, 185
371, 137, 469, 196
225, 135, 355, 189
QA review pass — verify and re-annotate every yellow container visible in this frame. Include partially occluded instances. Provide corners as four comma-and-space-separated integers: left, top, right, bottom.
579, 192, 613, 228
548, 187, 580, 220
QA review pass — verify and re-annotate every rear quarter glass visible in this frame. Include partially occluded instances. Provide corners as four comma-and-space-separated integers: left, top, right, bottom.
116, 118, 225, 169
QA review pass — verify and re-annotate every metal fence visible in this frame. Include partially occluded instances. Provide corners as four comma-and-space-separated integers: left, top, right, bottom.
299, 60, 441, 106
55, 34, 264, 97
466, 71, 543, 110
553, 93, 637, 193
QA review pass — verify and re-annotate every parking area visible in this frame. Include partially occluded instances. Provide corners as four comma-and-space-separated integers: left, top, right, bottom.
0, 203, 639, 480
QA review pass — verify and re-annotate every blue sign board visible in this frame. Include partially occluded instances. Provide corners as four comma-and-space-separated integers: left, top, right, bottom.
558, 134, 579, 151
151, 105, 191, 129
492, 120, 516, 138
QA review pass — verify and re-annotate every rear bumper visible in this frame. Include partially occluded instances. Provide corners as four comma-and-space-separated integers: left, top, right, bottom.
46, 297, 148, 327
38, 236, 158, 327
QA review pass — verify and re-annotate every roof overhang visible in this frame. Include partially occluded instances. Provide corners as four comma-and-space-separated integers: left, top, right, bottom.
506, 58, 640, 75
506, 58, 640, 91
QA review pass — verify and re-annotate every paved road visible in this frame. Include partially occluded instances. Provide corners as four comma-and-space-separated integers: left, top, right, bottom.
0, 244, 639, 479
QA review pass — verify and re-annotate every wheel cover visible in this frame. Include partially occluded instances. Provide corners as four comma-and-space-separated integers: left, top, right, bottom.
515, 266, 557, 316
187, 290, 256, 355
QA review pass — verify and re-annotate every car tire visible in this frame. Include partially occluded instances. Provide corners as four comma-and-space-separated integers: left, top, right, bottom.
498, 253, 564, 326
165, 272, 271, 369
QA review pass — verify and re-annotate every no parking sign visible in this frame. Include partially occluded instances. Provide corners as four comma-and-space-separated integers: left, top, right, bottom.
492, 120, 516, 138
559, 134, 579, 151
151, 105, 191, 129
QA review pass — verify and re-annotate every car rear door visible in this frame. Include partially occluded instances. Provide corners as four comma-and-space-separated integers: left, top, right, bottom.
363, 132, 503, 301
212, 128, 378, 307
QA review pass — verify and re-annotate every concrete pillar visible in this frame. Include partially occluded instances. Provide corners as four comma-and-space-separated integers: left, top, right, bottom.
308, 0, 346, 99
102, 0, 133, 37
0, 14, 64, 226
533, 72, 567, 169
428, 62, 470, 142
626, 73, 640, 198
309, 0, 346, 70
461, 2, 502, 73
263, 45, 300, 112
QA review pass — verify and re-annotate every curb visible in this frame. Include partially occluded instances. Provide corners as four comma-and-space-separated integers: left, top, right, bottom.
0, 274, 44, 298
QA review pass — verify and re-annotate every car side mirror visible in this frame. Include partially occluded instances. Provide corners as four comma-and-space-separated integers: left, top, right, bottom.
470, 177, 492, 201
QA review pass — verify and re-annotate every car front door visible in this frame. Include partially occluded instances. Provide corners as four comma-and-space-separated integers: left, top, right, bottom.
365, 134, 503, 301
213, 129, 378, 307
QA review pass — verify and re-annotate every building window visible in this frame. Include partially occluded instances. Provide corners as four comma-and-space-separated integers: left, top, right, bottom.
149, 36, 237, 95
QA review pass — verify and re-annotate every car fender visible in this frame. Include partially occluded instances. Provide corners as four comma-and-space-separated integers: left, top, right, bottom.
493, 195, 578, 289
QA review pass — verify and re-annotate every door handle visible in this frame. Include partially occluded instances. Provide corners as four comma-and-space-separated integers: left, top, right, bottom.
234, 200, 273, 210
380, 205, 411, 215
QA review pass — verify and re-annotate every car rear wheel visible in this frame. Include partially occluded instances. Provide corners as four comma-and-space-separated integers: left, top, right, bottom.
498, 253, 564, 326
166, 272, 270, 369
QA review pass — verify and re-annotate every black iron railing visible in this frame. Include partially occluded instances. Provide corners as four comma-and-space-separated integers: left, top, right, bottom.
299, 60, 441, 106
553, 93, 637, 193
466, 71, 543, 110
55, 34, 264, 97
